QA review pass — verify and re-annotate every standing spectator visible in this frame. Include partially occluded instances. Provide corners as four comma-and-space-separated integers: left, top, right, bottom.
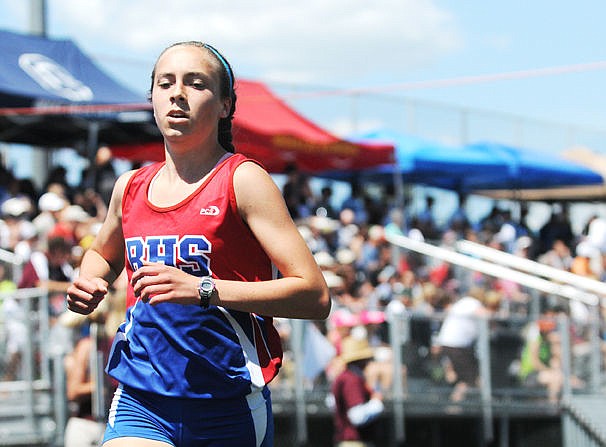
80, 145, 118, 207
416, 196, 440, 240
0, 164, 14, 205
331, 335, 384, 447
314, 185, 338, 219
446, 192, 471, 237
433, 286, 491, 402
538, 204, 574, 256
44, 166, 73, 201
282, 163, 313, 220
340, 181, 368, 226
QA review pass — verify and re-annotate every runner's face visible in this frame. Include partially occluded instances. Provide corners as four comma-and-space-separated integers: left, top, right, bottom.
151, 45, 230, 143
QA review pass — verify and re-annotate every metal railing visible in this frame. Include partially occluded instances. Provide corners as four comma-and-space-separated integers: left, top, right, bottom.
562, 395, 606, 447
2, 236, 606, 446
274, 308, 599, 447
383, 232, 606, 447
0, 287, 60, 446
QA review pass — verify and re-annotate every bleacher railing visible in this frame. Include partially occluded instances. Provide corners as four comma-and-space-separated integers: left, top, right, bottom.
1, 236, 605, 446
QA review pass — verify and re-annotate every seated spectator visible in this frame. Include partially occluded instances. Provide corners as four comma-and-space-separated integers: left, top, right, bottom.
0, 263, 24, 381
336, 208, 360, 250
32, 191, 69, 246
18, 236, 75, 322
48, 204, 92, 247
384, 208, 406, 237
0, 196, 34, 251
518, 305, 565, 402
308, 215, 339, 252
571, 240, 601, 279
72, 188, 108, 221
355, 225, 386, 279
13, 221, 39, 263
62, 284, 125, 447
538, 239, 573, 271
359, 310, 396, 394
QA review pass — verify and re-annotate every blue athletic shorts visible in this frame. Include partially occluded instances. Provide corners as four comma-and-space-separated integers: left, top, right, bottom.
103, 384, 274, 446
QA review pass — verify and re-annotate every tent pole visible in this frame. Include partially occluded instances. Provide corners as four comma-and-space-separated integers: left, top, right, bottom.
393, 168, 405, 214
29, 0, 47, 37
28, 0, 50, 190
87, 121, 100, 184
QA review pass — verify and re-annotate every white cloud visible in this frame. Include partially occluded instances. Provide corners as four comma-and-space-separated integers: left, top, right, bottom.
328, 116, 385, 138
49, 0, 463, 86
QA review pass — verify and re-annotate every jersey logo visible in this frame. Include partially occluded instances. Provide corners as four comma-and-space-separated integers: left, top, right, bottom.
125, 235, 211, 276
200, 205, 220, 216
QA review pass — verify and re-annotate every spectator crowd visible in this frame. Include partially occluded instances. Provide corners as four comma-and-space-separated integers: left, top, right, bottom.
1, 156, 604, 418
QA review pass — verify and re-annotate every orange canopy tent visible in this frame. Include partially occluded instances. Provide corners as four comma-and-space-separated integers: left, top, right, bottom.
110, 79, 394, 173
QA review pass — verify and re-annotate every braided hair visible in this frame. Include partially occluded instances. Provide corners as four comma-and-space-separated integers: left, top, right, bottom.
150, 41, 237, 153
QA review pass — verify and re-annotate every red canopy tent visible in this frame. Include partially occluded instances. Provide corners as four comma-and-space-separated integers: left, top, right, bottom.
110, 79, 394, 173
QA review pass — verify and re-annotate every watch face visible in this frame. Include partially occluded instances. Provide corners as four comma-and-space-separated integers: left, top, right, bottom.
200, 278, 214, 294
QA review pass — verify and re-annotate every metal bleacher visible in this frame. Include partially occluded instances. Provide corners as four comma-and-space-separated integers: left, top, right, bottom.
563, 395, 606, 446
383, 232, 606, 447
2, 232, 606, 446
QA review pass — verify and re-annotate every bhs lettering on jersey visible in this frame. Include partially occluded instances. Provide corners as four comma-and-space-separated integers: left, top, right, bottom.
126, 235, 211, 275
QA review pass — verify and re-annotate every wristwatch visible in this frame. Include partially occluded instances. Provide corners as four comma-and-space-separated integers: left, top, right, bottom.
197, 276, 215, 309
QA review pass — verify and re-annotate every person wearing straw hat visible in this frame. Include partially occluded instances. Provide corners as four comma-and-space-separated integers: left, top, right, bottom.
331, 334, 384, 447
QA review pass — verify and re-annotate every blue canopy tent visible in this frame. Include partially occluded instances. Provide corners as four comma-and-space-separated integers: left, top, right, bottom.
463, 141, 604, 192
317, 129, 511, 190
318, 130, 603, 193
0, 29, 159, 154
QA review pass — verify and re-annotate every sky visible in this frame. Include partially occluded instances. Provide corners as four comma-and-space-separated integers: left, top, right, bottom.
1, 0, 605, 142
1, 0, 606, 229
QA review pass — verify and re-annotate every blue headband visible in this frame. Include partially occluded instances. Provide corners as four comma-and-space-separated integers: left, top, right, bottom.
203, 43, 234, 93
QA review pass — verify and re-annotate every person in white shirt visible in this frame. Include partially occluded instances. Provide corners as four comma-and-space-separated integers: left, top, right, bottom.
433, 286, 492, 401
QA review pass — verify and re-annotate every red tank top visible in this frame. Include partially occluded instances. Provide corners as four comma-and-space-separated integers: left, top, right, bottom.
107, 153, 282, 398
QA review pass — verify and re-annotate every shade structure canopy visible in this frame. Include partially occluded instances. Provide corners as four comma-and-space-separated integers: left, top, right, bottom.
317, 129, 511, 191
475, 146, 606, 201
0, 29, 393, 174
110, 80, 395, 174
467, 141, 604, 194
0, 29, 159, 151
